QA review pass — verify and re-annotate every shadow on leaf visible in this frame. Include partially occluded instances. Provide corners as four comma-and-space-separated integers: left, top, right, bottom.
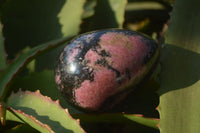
159, 44, 200, 95
11, 106, 73, 133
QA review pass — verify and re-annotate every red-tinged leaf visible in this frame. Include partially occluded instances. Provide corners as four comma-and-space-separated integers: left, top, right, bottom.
10, 70, 81, 114
0, 36, 73, 101
6, 108, 54, 133
6, 90, 85, 133
5, 124, 39, 133
0, 102, 6, 125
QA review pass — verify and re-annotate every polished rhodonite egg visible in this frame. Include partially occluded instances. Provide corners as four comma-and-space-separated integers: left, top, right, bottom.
55, 29, 159, 111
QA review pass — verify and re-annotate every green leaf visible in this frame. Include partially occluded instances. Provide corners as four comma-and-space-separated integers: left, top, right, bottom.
10, 70, 159, 129
123, 114, 159, 129
10, 70, 81, 114
1, 0, 64, 58
1, 0, 85, 70
82, 0, 97, 19
125, 1, 166, 11
58, 0, 85, 37
124, 1, 171, 36
108, 0, 127, 28
72, 113, 159, 129
0, 36, 73, 101
0, 23, 6, 70
7, 108, 54, 133
159, 0, 200, 132
6, 90, 85, 133
83, 0, 127, 31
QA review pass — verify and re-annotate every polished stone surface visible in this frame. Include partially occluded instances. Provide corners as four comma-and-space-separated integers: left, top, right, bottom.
55, 29, 159, 111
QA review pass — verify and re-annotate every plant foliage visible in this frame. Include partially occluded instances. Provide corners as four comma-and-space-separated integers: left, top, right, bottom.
0, 0, 172, 132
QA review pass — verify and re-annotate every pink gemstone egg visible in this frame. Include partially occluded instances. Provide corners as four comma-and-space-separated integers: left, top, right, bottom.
55, 29, 159, 111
